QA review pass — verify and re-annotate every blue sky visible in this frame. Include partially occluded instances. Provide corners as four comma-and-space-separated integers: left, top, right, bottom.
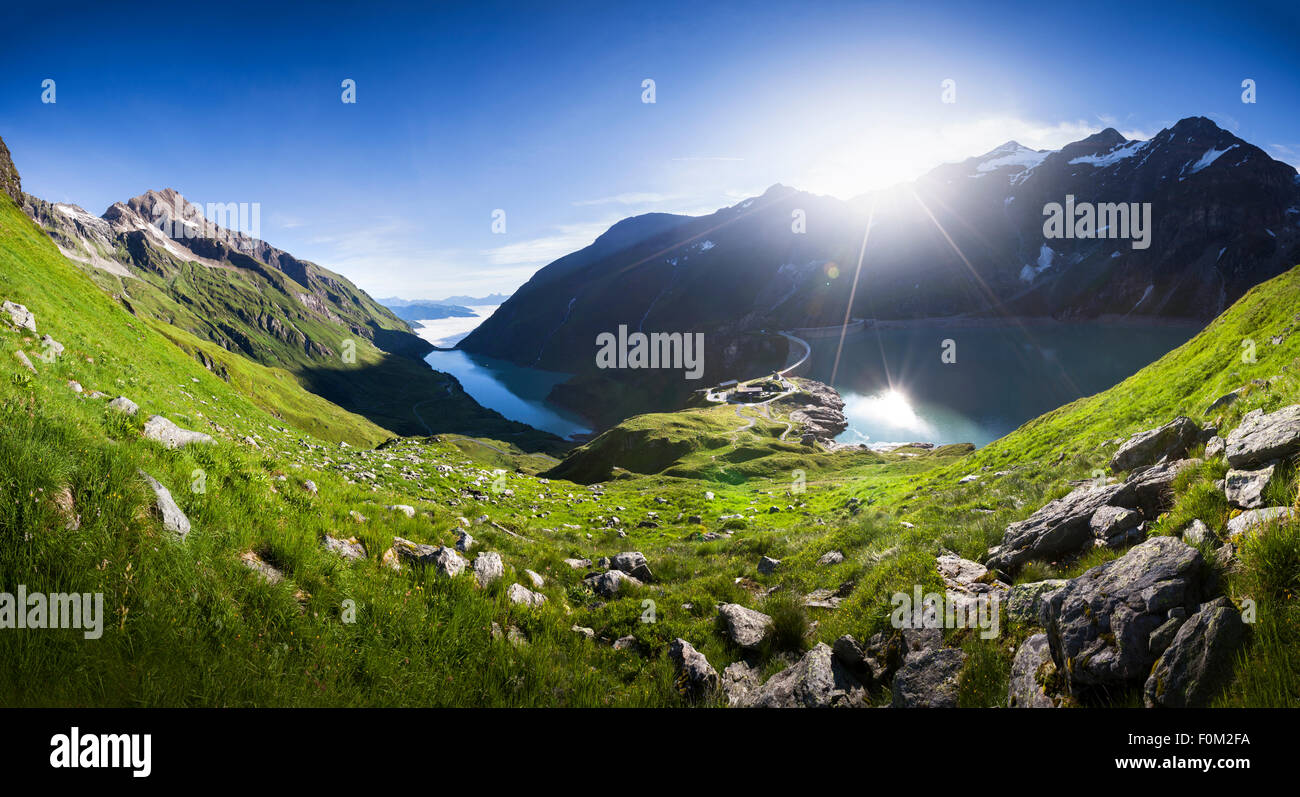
2, 0, 1298, 298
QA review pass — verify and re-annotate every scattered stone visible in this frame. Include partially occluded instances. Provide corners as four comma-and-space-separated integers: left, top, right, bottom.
302, 479, 318, 495
1205, 388, 1243, 415
584, 569, 641, 597
387, 504, 416, 518
507, 582, 547, 607
757, 556, 780, 574
571, 625, 595, 639
1144, 597, 1247, 708
613, 635, 638, 651
891, 647, 965, 708
140, 470, 190, 538
817, 550, 844, 566
609, 551, 653, 581
1008, 634, 1062, 708
53, 486, 80, 531
1226, 506, 1296, 540
455, 530, 474, 552
563, 557, 591, 569
39, 334, 63, 358
718, 603, 773, 649
389, 537, 465, 577
744, 643, 867, 708
525, 569, 544, 588
240, 550, 283, 584
1180, 519, 1212, 546
1128, 458, 1200, 518
2, 301, 36, 332
1204, 435, 1226, 459
473, 552, 504, 587
107, 396, 138, 415
142, 415, 215, 449
13, 350, 35, 373
322, 534, 366, 561
1224, 462, 1279, 509
721, 661, 761, 707
986, 480, 1135, 574
937, 552, 1009, 613
1109, 416, 1200, 472
669, 638, 720, 701
349, 509, 367, 523
1089, 505, 1143, 548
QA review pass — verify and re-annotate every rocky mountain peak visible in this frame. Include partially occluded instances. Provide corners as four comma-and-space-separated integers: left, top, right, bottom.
0, 135, 21, 205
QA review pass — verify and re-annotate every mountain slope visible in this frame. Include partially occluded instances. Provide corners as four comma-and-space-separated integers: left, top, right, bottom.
10, 148, 562, 451
462, 117, 1300, 383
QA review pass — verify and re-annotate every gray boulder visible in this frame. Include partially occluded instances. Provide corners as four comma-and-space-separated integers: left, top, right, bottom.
817, 550, 845, 566
455, 530, 474, 552
322, 534, 366, 561
757, 555, 781, 574
985, 480, 1135, 574
1006, 579, 1067, 624
609, 551, 653, 581
668, 638, 720, 701
140, 471, 190, 538
1225, 405, 1300, 468
1088, 505, 1143, 549
1226, 506, 1296, 541
937, 552, 1008, 613
389, 537, 466, 578
1144, 597, 1247, 707
718, 603, 773, 649
39, 334, 64, 359
473, 551, 504, 587
721, 661, 762, 707
1109, 416, 1200, 472
1224, 462, 1279, 509
142, 415, 216, 449
107, 396, 139, 415
507, 582, 547, 607
1204, 435, 1226, 459
3, 300, 35, 332
1044, 536, 1206, 697
1008, 633, 1062, 708
584, 568, 642, 597
745, 642, 867, 708
1180, 519, 1212, 546
891, 647, 966, 708
1128, 458, 1200, 518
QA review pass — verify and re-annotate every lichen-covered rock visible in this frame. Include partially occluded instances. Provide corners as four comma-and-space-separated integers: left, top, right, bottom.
609, 551, 653, 581
1044, 536, 1207, 697
668, 638, 719, 701
1006, 579, 1067, 624
891, 647, 965, 708
2, 300, 36, 332
107, 396, 139, 415
1008, 634, 1063, 708
1144, 597, 1247, 707
1226, 506, 1296, 541
986, 480, 1135, 574
745, 643, 867, 708
1224, 462, 1279, 509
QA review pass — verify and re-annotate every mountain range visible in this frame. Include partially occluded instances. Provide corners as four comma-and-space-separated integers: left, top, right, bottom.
459, 116, 1300, 428
7, 150, 562, 451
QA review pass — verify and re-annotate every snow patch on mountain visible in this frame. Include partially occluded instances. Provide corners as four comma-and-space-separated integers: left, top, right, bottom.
1068, 139, 1149, 168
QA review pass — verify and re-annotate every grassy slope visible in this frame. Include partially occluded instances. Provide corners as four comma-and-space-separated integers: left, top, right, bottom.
2, 177, 1296, 707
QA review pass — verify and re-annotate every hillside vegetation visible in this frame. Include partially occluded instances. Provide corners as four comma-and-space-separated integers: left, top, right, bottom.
2, 182, 1297, 707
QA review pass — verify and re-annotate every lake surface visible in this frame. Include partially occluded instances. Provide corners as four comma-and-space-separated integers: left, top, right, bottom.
417, 306, 592, 440
801, 322, 1200, 448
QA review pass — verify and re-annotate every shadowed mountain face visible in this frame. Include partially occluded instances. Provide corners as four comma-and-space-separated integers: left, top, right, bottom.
12, 164, 563, 451
460, 117, 1300, 378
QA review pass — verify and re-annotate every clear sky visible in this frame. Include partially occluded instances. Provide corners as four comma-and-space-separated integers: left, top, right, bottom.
2, 0, 1298, 299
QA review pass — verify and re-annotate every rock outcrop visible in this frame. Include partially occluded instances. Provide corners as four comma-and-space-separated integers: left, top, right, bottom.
1144, 597, 1246, 707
